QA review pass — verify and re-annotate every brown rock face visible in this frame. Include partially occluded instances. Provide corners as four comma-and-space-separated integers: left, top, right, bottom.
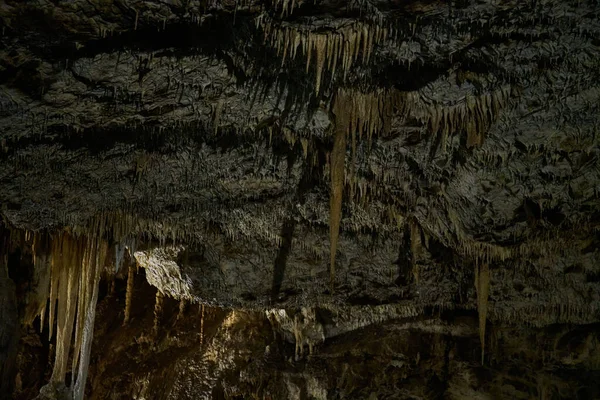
1, 0, 600, 398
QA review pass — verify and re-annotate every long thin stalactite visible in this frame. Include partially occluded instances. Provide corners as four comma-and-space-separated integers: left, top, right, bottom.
329, 95, 348, 292
475, 262, 490, 364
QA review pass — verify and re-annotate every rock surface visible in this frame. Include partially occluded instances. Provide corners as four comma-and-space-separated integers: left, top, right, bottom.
0, 0, 600, 398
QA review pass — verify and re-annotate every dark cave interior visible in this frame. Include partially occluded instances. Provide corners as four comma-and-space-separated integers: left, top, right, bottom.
1, 0, 600, 399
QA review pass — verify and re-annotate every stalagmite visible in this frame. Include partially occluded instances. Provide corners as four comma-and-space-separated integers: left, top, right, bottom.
124, 263, 135, 325
475, 263, 490, 364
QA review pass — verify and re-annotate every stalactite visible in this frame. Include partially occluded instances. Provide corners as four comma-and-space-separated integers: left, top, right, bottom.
301, 138, 309, 158
72, 238, 108, 400
214, 100, 224, 133
177, 298, 186, 321
109, 277, 116, 297
331, 88, 407, 204
39, 303, 46, 333
329, 95, 349, 292
26, 231, 110, 398
410, 220, 421, 284
200, 304, 205, 345
24, 233, 51, 326
275, 0, 298, 17
124, 263, 135, 325
71, 243, 90, 376
475, 262, 490, 365
48, 239, 59, 341
314, 35, 326, 94
457, 238, 511, 264
50, 235, 82, 384
293, 314, 303, 359
115, 241, 126, 273
258, 17, 391, 94
424, 86, 512, 150
153, 291, 164, 336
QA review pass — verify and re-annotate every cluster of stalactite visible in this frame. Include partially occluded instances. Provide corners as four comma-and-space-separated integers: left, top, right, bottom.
327, 88, 410, 289
49, 233, 108, 400
322, 83, 513, 351
7, 230, 109, 400
322, 83, 513, 223
64, 210, 191, 247
0, 225, 146, 399
424, 85, 513, 151
273, 0, 300, 18
257, 16, 392, 93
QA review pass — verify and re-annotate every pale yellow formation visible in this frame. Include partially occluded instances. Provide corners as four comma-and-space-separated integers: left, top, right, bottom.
446, 206, 512, 264
334, 88, 406, 142
319, 85, 512, 204
50, 235, 82, 383
2, 229, 116, 399
35, 232, 109, 392
266, 308, 325, 360
258, 17, 389, 94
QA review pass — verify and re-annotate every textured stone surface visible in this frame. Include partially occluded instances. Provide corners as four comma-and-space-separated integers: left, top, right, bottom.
1, 0, 600, 398
83, 274, 600, 400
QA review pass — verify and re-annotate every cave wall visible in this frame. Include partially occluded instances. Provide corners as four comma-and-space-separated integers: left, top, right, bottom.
1, 0, 600, 398
0, 247, 18, 399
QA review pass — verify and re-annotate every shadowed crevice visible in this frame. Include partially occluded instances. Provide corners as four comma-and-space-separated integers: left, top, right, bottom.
270, 149, 324, 303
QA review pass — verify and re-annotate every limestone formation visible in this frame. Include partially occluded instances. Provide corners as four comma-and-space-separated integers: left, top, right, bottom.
0, 0, 599, 398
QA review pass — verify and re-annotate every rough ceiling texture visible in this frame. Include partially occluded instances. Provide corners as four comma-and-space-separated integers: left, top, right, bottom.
0, 0, 600, 399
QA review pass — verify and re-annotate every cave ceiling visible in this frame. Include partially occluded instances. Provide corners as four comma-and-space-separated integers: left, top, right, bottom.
1, 0, 600, 323
2, 0, 600, 399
